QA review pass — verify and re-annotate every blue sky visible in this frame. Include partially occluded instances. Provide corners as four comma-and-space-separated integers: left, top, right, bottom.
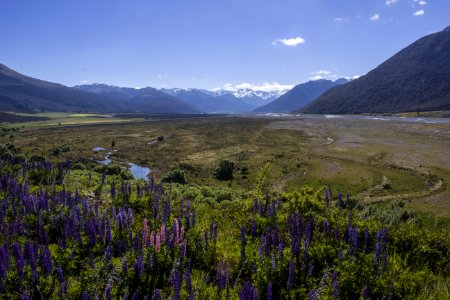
0, 0, 449, 91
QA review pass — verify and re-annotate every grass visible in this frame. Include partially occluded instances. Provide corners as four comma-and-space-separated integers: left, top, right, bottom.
1, 111, 139, 128
2, 114, 449, 217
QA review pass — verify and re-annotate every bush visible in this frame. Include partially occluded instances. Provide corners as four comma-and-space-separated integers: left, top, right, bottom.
161, 169, 188, 184
72, 162, 86, 170
52, 147, 61, 156
240, 165, 249, 174
214, 159, 235, 180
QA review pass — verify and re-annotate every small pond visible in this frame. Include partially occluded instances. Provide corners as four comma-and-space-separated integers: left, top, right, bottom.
92, 146, 107, 151
129, 163, 151, 180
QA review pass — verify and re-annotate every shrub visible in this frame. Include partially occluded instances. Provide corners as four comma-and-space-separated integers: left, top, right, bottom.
214, 159, 235, 180
161, 169, 188, 184
72, 162, 86, 170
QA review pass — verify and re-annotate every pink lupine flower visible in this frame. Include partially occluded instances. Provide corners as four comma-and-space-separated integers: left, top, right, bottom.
156, 232, 161, 252
150, 231, 155, 246
160, 223, 166, 244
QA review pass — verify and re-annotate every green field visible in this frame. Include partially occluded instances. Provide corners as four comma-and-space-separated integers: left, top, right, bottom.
3, 114, 449, 218
1, 112, 140, 128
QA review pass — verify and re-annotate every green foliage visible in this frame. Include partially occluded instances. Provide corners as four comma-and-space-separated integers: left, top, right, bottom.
1, 156, 449, 299
254, 162, 272, 197
161, 169, 188, 184
214, 159, 235, 180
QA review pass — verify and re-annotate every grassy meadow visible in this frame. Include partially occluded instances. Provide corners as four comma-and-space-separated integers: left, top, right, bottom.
3, 115, 449, 217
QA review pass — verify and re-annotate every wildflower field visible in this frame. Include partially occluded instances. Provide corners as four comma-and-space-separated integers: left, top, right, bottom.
0, 154, 448, 299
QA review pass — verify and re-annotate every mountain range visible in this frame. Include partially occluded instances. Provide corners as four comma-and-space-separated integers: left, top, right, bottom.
1, 25, 450, 116
254, 79, 348, 113
300, 26, 450, 114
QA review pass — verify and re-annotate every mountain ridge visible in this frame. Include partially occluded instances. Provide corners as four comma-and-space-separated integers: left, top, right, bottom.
254, 79, 348, 113
300, 26, 450, 114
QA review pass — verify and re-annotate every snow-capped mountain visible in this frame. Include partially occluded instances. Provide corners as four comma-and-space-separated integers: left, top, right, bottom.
212, 84, 292, 107
160, 88, 254, 113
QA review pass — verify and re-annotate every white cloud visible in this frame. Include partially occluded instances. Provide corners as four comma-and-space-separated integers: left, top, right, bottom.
344, 75, 362, 80
413, 9, 425, 16
385, 0, 399, 6
334, 17, 349, 23
80, 80, 89, 84
311, 70, 332, 76
157, 74, 168, 79
370, 14, 380, 21
272, 36, 305, 47
214, 82, 294, 93
309, 70, 338, 80
418, 1, 427, 4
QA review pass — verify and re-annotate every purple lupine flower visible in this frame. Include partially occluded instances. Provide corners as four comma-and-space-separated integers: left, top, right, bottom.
191, 210, 196, 227
334, 226, 339, 242
110, 183, 116, 198
251, 219, 257, 237
185, 200, 191, 230
258, 235, 266, 258
171, 266, 182, 300
122, 257, 128, 273
348, 225, 358, 254
363, 229, 369, 253
308, 261, 313, 276
105, 281, 112, 300
58, 282, 67, 299
82, 291, 89, 300
324, 189, 329, 208
267, 281, 272, 300
337, 192, 343, 208
362, 286, 370, 299
239, 280, 258, 300
57, 265, 64, 283
374, 227, 388, 274
179, 197, 184, 220
21, 290, 31, 300
278, 241, 284, 260
287, 259, 295, 290
308, 290, 318, 300
332, 272, 338, 300
305, 217, 314, 245
216, 261, 230, 291
152, 289, 160, 300
185, 260, 193, 296
323, 220, 330, 236
12, 243, 24, 281
240, 227, 247, 260
271, 253, 276, 270
389, 280, 394, 300
134, 255, 144, 277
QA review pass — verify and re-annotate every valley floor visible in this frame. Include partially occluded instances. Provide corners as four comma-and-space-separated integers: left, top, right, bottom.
3, 114, 449, 219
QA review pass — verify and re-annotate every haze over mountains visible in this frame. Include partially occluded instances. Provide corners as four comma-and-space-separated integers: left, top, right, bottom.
254, 79, 348, 113
1, 26, 450, 116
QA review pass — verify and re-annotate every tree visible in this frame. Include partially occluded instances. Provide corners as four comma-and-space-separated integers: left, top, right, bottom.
214, 160, 235, 180
161, 169, 188, 184
111, 139, 116, 148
